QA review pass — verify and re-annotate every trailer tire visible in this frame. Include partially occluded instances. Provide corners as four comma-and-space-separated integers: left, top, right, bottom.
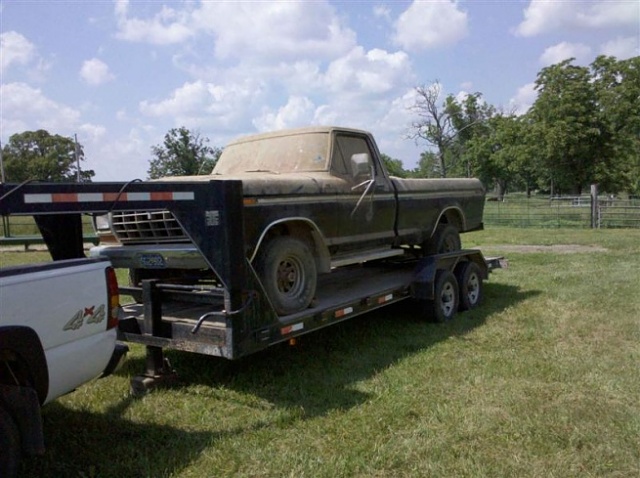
424, 224, 461, 255
0, 404, 20, 478
256, 236, 317, 316
456, 262, 483, 311
424, 270, 459, 322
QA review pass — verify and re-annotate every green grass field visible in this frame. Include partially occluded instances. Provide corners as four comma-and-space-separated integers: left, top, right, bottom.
3, 227, 639, 477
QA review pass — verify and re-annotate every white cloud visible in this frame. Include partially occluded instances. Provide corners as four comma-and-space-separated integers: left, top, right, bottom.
576, 1, 640, 28
509, 83, 537, 116
89, 127, 151, 181
139, 79, 263, 132
253, 96, 316, 132
515, 0, 639, 37
373, 5, 391, 20
80, 58, 115, 86
600, 36, 640, 60
0, 82, 81, 137
114, 0, 194, 45
114, 0, 356, 62
194, 1, 356, 62
540, 42, 592, 66
393, 0, 468, 50
0, 31, 35, 72
323, 47, 413, 96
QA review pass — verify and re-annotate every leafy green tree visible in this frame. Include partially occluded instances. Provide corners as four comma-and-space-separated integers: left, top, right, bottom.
380, 153, 407, 177
409, 83, 494, 178
590, 55, 640, 194
1, 130, 94, 182
466, 114, 538, 198
148, 127, 222, 179
529, 59, 608, 194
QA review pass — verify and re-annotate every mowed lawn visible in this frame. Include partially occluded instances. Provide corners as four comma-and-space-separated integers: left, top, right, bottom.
5, 227, 639, 477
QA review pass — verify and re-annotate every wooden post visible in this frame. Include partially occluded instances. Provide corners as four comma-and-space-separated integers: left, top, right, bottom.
590, 184, 598, 228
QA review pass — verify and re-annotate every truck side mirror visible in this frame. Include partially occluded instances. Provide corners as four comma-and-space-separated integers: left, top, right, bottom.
351, 153, 371, 178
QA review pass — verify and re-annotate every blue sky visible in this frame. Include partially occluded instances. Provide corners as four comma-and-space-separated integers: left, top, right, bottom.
1, 0, 638, 180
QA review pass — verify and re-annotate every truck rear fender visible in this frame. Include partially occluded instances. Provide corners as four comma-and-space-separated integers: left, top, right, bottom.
430, 207, 466, 237
250, 218, 331, 273
0, 326, 49, 405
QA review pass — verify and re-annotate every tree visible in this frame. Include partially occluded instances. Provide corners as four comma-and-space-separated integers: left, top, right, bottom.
465, 114, 538, 199
408, 82, 452, 177
148, 127, 222, 179
380, 153, 407, 177
1, 130, 94, 182
590, 55, 640, 194
529, 59, 605, 194
409, 82, 494, 178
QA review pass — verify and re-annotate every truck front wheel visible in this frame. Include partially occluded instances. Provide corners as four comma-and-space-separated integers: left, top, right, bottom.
256, 236, 317, 316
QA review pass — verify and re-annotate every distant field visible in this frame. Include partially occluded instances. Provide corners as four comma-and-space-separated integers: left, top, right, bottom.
4, 227, 640, 477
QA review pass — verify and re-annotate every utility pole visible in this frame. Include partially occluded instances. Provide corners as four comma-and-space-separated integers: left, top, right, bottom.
74, 134, 80, 182
0, 139, 5, 183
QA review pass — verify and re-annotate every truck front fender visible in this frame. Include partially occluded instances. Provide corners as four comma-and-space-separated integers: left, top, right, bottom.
249, 217, 331, 273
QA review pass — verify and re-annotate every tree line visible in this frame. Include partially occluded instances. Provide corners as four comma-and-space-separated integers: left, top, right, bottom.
402, 55, 640, 197
2, 55, 638, 196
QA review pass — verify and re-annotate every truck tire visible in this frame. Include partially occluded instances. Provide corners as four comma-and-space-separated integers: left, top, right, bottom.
424, 224, 461, 255
0, 405, 20, 478
424, 270, 459, 322
256, 236, 317, 316
455, 262, 483, 311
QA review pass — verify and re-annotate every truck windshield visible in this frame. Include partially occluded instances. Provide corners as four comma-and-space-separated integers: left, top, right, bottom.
213, 132, 330, 174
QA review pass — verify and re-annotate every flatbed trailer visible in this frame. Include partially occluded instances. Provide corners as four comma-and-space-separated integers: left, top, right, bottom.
0, 180, 503, 392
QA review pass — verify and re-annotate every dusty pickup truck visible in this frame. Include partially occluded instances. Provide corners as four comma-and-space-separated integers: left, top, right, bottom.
91, 126, 485, 315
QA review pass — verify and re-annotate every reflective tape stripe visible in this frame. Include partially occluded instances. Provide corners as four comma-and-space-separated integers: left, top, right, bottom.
23, 191, 195, 203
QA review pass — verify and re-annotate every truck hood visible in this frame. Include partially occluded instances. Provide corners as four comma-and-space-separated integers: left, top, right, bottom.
154, 172, 347, 196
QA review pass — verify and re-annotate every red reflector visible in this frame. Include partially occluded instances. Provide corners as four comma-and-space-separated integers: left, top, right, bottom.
106, 266, 120, 330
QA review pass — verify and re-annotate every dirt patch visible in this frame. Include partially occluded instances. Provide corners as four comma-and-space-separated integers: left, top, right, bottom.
486, 244, 607, 254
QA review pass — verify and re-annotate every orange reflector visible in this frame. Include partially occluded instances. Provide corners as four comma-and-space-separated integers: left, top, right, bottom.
243, 197, 258, 206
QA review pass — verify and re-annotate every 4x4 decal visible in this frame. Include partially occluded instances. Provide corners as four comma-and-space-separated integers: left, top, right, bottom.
63, 304, 106, 331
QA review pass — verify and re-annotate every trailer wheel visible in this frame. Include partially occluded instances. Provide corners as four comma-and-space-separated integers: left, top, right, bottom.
0, 404, 20, 478
256, 236, 317, 316
456, 262, 483, 311
424, 224, 461, 255
424, 270, 459, 322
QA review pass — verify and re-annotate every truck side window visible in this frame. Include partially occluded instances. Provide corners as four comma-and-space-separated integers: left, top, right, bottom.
333, 136, 373, 180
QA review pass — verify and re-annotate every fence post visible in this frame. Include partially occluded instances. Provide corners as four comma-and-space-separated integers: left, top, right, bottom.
590, 184, 598, 229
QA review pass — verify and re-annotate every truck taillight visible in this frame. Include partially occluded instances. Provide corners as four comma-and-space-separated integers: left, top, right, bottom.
106, 266, 120, 330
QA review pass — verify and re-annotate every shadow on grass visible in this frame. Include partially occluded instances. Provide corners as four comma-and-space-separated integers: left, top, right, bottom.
21, 401, 213, 477
153, 282, 537, 417
21, 282, 536, 477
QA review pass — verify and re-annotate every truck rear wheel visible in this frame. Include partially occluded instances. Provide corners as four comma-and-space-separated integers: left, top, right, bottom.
256, 236, 317, 316
424, 270, 459, 322
456, 262, 483, 311
0, 405, 20, 478
424, 224, 461, 255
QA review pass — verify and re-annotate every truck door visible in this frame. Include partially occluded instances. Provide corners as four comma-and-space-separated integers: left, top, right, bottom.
330, 133, 396, 250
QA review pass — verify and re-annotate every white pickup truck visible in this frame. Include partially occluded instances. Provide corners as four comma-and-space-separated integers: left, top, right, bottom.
0, 255, 128, 476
